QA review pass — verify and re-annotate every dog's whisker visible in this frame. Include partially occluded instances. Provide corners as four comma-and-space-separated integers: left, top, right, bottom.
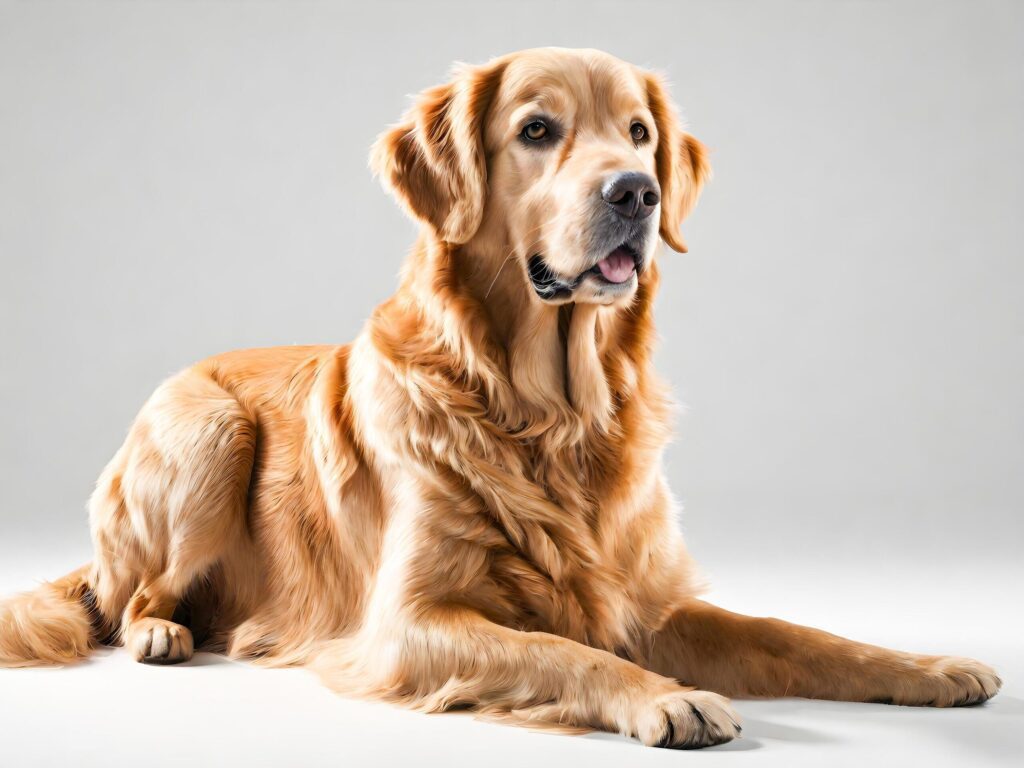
483, 221, 546, 300
484, 249, 516, 299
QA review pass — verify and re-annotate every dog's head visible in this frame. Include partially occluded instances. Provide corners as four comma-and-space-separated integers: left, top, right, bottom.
372, 48, 709, 307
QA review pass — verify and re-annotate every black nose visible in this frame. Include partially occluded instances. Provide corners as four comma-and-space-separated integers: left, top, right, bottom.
602, 172, 660, 220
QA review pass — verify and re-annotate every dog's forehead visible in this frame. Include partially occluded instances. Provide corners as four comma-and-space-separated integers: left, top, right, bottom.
494, 49, 649, 123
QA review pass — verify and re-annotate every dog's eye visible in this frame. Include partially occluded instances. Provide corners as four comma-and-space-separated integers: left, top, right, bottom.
522, 121, 549, 141
630, 122, 649, 144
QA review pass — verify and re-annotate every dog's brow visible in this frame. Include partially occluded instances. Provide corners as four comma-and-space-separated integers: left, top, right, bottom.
507, 78, 573, 113
510, 103, 546, 122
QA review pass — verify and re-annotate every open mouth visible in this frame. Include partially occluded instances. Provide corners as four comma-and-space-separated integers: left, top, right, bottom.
591, 245, 640, 284
528, 244, 641, 300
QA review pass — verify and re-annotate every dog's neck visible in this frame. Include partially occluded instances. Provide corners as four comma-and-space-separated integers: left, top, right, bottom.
376, 231, 659, 440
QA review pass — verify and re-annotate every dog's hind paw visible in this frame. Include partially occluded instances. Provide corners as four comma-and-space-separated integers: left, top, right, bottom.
127, 618, 193, 665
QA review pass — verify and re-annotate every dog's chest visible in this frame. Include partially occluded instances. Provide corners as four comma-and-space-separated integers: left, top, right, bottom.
480, 451, 645, 651
491, 534, 642, 652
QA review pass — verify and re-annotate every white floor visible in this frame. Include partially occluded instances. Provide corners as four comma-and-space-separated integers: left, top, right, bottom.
1, 549, 1020, 767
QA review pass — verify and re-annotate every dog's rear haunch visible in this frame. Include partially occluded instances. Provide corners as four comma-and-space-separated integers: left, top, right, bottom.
0, 48, 999, 749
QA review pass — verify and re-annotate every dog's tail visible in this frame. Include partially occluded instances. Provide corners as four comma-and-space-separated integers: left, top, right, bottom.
0, 564, 96, 667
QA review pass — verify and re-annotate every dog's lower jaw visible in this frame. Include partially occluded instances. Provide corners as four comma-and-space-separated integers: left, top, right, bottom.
527, 254, 640, 306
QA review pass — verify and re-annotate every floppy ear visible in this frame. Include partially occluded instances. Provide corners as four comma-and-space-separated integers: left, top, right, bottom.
644, 73, 712, 253
370, 61, 506, 244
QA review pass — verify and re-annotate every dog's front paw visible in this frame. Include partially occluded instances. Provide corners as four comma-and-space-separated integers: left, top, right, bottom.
907, 656, 1002, 707
126, 618, 194, 665
634, 688, 741, 749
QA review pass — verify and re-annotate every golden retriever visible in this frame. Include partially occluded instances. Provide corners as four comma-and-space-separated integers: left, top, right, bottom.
0, 48, 1000, 749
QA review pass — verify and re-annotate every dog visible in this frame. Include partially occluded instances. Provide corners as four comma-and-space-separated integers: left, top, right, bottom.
0, 48, 1000, 749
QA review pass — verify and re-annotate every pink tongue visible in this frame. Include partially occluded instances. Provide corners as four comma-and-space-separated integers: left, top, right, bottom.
596, 248, 636, 283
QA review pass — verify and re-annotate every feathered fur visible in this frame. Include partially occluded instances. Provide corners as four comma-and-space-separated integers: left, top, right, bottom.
0, 48, 999, 749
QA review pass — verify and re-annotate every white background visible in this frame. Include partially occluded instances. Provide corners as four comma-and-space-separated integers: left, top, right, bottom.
1, 1, 1021, 765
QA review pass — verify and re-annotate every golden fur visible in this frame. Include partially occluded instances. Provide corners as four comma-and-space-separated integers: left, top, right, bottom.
0, 48, 1000, 749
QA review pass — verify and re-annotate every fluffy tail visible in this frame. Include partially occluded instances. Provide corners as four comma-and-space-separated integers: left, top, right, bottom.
0, 564, 95, 667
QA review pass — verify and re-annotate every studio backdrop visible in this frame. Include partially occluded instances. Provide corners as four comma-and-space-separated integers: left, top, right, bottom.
1, 0, 1020, 578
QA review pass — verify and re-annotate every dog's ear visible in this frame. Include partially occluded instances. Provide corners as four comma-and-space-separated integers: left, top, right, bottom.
644, 72, 711, 253
371, 61, 506, 244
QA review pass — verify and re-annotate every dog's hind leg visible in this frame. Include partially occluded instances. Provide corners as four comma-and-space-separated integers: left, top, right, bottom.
89, 368, 257, 664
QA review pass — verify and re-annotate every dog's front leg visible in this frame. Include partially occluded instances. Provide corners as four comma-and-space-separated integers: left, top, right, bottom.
314, 604, 741, 748
646, 598, 1000, 706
